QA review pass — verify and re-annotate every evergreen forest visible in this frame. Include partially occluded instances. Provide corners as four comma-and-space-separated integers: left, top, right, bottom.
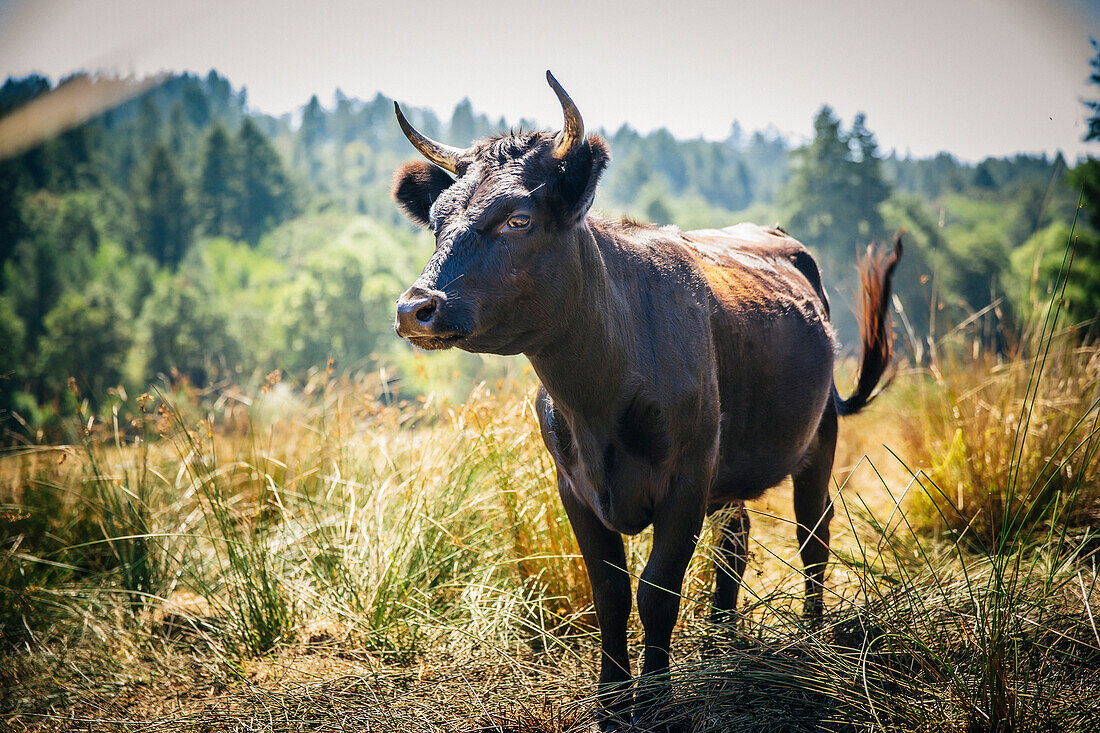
0, 59, 1095, 443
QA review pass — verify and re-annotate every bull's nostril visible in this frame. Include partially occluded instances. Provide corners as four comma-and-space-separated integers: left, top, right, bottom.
396, 289, 447, 339
415, 299, 437, 324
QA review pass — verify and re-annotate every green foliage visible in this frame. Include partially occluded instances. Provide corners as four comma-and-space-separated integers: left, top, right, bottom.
940, 223, 1011, 315
38, 286, 132, 404
266, 215, 429, 373
1011, 221, 1073, 310
600, 125, 784, 215
601, 147, 654, 204
275, 250, 376, 373
0, 296, 25, 416
879, 192, 941, 344
1060, 228, 1100, 334
640, 184, 674, 226
8, 193, 94, 311
138, 275, 240, 387
89, 239, 158, 326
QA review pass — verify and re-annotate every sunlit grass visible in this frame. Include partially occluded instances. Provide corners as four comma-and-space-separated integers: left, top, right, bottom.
3, 335, 1099, 730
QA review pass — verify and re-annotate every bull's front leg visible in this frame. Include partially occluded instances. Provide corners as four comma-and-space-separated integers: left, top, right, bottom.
634, 473, 707, 729
557, 475, 633, 731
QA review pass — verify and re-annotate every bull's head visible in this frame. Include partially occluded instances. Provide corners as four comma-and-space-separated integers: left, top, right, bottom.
392, 72, 610, 355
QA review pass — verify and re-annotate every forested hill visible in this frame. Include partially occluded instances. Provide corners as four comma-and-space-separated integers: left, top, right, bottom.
0, 69, 1093, 442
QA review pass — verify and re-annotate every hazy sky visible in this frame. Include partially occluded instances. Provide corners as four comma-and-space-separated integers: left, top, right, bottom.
1, 0, 1098, 161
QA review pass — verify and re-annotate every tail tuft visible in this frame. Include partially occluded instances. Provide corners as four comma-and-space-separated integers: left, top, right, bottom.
835, 231, 903, 416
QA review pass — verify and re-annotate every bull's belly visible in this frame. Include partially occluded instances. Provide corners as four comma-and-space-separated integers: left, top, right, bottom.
706, 447, 808, 506
707, 371, 833, 507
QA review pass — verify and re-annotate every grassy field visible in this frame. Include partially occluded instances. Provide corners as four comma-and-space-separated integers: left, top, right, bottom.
2, 332, 1099, 731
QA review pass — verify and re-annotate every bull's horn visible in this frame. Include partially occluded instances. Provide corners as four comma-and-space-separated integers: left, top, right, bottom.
394, 101, 464, 174
546, 71, 583, 159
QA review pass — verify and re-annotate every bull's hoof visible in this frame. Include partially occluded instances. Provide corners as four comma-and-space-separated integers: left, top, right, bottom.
802, 602, 825, 630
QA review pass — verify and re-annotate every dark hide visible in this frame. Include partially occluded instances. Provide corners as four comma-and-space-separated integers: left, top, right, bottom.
392, 93, 901, 731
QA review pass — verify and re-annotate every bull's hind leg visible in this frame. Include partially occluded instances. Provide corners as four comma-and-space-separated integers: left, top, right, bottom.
791, 400, 837, 624
710, 503, 750, 625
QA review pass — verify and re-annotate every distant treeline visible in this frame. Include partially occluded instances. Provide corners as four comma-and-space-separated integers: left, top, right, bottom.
0, 65, 1096, 441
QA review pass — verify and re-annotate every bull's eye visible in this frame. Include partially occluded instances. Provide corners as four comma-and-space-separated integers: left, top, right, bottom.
505, 214, 531, 231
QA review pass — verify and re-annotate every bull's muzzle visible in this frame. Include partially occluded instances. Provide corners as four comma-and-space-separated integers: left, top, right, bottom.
395, 286, 455, 341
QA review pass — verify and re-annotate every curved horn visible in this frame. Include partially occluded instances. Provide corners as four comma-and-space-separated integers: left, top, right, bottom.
394, 101, 464, 174
546, 71, 584, 159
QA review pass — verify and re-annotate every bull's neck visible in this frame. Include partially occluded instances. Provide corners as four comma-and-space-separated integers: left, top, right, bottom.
526, 222, 629, 424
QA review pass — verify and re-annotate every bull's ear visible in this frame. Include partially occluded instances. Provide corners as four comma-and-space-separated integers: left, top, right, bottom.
552, 134, 610, 224
392, 161, 454, 227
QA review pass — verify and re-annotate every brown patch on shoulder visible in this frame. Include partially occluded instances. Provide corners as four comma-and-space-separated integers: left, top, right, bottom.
679, 225, 828, 322
690, 253, 774, 310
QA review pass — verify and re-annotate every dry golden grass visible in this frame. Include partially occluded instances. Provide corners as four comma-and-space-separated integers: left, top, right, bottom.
3, 349, 1099, 732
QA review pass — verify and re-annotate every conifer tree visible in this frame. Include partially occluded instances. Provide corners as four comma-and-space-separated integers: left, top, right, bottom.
236, 118, 293, 245
300, 95, 327, 149
783, 106, 852, 254
848, 112, 889, 239
782, 106, 891, 267
3, 233, 63, 350
297, 94, 327, 180
2, 196, 93, 354
1057, 38, 1100, 335
0, 295, 25, 412
449, 98, 476, 144
198, 123, 240, 238
180, 81, 212, 129
135, 96, 162, 154
134, 143, 194, 266
166, 103, 192, 162
1086, 38, 1100, 144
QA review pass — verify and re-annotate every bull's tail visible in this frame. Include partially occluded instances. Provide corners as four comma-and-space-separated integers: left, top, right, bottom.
834, 231, 903, 417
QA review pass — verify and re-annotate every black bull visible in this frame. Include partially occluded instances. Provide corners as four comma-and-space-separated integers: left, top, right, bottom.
391, 72, 901, 729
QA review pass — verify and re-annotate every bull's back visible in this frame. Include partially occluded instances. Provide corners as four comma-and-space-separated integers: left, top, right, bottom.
680, 224, 836, 502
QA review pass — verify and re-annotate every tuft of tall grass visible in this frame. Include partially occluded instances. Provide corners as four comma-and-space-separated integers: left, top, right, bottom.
903, 336, 1100, 553
73, 390, 166, 613
1, 387, 170, 640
